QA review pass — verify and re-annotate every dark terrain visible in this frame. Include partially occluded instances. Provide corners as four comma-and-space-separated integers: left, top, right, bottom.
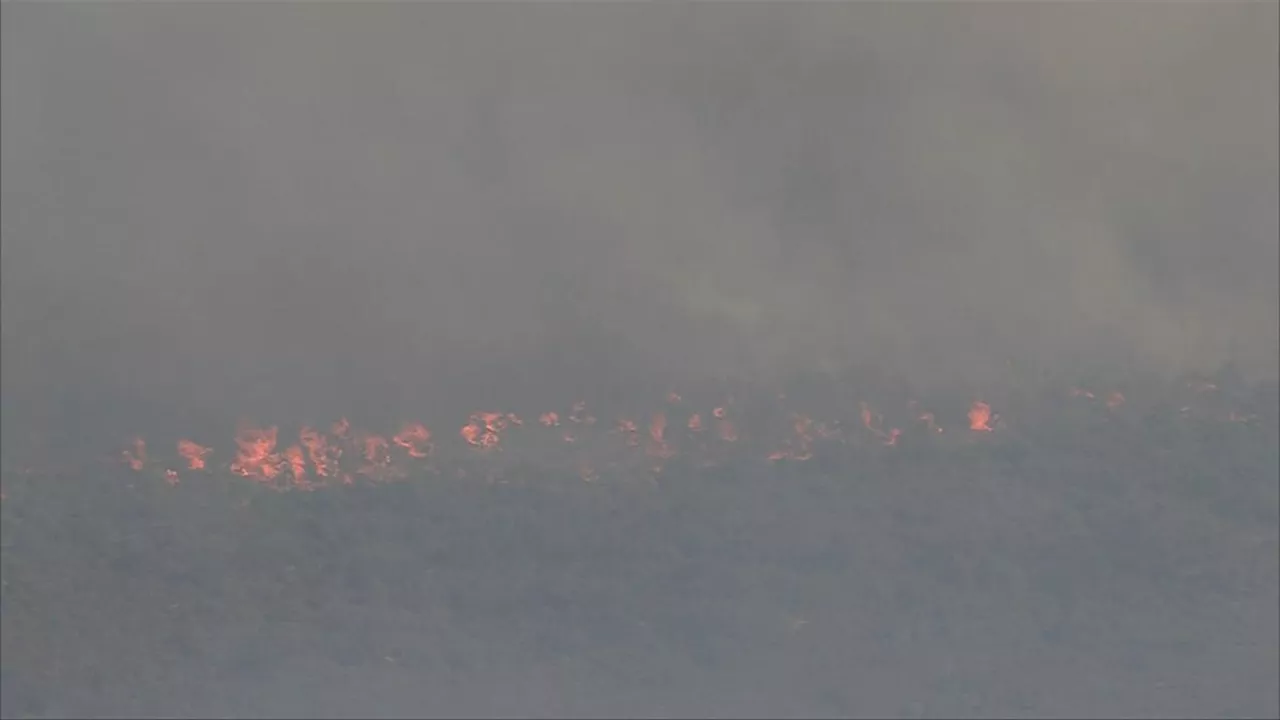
2, 376, 1276, 719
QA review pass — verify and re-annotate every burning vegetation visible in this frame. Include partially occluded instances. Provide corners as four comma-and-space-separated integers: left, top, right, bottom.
70, 376, 1267, 494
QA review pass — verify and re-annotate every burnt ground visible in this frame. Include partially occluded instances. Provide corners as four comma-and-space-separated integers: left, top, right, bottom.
1, 383, 1277, 718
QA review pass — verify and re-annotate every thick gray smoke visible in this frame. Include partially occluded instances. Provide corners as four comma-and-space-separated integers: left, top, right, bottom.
2, 8, 1278, 719
3, 4, 1277, 428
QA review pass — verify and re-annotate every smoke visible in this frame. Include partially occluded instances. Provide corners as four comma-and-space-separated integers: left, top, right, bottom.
3, 3, 1277, 429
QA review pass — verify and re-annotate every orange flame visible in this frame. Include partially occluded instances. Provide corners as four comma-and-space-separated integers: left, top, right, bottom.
968, 401, 994, 432
461, 414, 502, 449
177, 439, 211, 470
299, 426, 338, 478
481, 412, 508, 433
123, 437, 147, 471
860, 403, 877, 432
859, 402, 899, 444
230, 425, 282, 481
392, 422, 433, 459
99, 382, 1267, 494
460, 421, 481, 446
648, 411, 674, 460
362, 434, 390, 465
356, 434, 398, 481
283, 445, 313, 490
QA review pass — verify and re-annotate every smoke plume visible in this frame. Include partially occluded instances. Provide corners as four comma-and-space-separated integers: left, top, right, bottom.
3, 3, 1276, 430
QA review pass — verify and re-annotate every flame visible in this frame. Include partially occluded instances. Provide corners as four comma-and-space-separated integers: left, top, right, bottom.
460, 421, 482, 446
230, 425, 282, 481
177, 440, 211, 470
122, 437, 147, 471
860, 403, 876, 432
362, 434, 390, 465
461, 413, 503, 449
392, 422, 433, 459
648, 412, 666, 445
357, 434, 402, 481
968, 401, 994, 432
299, 426, 339, 478
283, 445, 312, 490
859, 402, 899, 445
99, 383, 1263, 494
648, 412, 674, 460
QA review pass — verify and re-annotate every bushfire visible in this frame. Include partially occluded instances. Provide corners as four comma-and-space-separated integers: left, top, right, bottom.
73, 379, 1258, 495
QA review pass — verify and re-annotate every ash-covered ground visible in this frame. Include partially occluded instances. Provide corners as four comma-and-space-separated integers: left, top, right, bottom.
1, 373, 1276, 719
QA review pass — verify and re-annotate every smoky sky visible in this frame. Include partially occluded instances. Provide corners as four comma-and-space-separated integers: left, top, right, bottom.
2, 3, 1277, 429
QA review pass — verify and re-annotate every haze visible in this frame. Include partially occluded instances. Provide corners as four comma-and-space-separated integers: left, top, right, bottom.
3, 3, 1277, 432
2, 5, 1278, 718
